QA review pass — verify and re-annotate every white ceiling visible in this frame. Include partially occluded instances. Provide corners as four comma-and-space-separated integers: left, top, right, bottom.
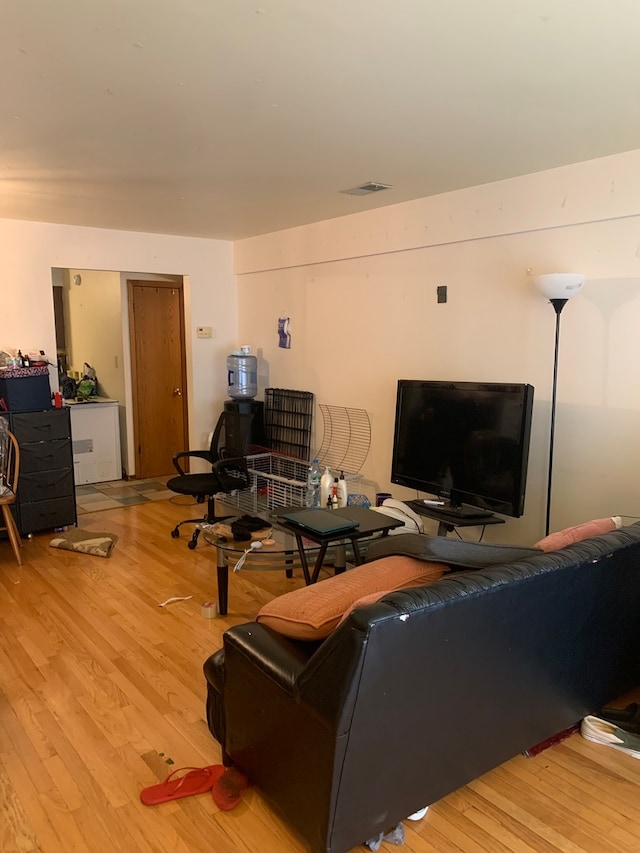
2, 0, 640, 242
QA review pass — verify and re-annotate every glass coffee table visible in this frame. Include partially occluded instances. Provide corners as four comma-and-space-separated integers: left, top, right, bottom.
202, 524, 324, 616
203, 506, 404, 616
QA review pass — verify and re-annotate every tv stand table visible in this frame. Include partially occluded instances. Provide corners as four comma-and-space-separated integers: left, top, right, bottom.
407, 501, 505, 537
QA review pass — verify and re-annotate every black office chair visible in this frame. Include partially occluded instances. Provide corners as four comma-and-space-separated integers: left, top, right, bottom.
167, 411, 253, 549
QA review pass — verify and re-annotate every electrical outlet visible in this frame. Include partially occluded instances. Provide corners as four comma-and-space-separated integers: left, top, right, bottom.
437, 285, 447, 304
196, 326, 213, 339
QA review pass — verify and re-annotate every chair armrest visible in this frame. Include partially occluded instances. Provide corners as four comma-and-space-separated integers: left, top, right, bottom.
211, 454, 246, 471
211, 456, 250, 491
172, 449, 214, 476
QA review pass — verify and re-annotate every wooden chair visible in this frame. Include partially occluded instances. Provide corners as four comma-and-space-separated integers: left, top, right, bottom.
0, 430, 22, 565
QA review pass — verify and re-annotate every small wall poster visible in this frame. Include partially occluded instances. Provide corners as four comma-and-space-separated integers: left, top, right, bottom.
278, 316, 291, 349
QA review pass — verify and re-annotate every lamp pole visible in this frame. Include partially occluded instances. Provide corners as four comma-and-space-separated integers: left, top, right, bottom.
545, 298, 568, 537
534, 273, 585, 538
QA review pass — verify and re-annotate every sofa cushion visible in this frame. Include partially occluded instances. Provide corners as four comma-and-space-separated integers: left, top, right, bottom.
256, 555, 448, 640
534, 516, 622, 552
337, 589, 393, 628
364, 532, 542, 568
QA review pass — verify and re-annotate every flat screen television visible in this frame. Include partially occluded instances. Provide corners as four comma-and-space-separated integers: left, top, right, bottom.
391, 380, 534, 518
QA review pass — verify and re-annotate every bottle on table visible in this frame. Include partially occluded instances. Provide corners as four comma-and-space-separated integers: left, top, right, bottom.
320, 466, 333, 508
337, 471, 348, 508
331, 479, 339, 510
305, 458, 322, 508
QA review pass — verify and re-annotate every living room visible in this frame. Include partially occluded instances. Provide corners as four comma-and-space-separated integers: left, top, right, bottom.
4, 147, 640, 546
3, 2, 640, 851
4, 149, 640, 853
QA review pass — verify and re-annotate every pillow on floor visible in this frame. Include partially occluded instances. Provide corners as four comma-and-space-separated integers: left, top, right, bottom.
534, 516, 622, 552
256, 555, 448, 641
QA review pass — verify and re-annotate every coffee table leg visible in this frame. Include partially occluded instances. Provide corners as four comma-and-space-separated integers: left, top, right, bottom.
295, 534, 312, 585
216, 549, 229, 616
310, 543, 330, 584
349, 538, 363, 565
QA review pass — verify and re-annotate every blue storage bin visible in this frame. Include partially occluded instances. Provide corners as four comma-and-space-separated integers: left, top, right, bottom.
0, 367, 52, 413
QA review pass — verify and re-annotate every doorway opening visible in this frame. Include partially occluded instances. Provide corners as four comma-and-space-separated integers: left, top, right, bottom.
51, 268, 188, 483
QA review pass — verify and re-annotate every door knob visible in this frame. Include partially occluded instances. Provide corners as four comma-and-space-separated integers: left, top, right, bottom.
173, 388, 182, 396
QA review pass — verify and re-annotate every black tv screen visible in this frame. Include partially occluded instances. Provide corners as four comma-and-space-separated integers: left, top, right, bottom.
391, 380, 534, 517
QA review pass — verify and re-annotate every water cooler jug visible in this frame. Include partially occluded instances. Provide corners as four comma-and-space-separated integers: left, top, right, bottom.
225, 346, 264, 447
227, 346, 258, 400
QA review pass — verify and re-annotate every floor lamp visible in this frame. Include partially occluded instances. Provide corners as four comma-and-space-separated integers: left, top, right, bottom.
534, 273, 585, 536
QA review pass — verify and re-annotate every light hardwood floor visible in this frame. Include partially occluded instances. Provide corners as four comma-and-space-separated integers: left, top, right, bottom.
2, 497, 640, 853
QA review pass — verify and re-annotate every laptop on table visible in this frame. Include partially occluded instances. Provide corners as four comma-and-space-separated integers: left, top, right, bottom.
281, 508, 360, 536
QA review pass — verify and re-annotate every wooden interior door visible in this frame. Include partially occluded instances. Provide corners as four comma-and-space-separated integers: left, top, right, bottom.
128, 280, 188, 478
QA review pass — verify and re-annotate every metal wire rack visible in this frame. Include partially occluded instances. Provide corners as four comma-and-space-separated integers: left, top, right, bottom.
225, 452, 309, 514
222, 402, 370, 514
263, 388, 314, 461
317, 405, 371, 474
224, 451, 363, 514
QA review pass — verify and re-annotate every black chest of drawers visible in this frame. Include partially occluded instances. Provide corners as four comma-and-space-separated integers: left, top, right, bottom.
2, 408, 77, 535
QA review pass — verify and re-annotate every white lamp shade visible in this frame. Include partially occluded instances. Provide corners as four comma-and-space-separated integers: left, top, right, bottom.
534, 273, 585, 300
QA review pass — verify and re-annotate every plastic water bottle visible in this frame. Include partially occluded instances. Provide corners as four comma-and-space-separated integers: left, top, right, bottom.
305, 458, 321, 508
320, 466, 333, 507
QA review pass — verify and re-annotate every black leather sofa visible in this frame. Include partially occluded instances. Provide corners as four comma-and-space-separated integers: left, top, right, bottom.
203, 522, 640, 853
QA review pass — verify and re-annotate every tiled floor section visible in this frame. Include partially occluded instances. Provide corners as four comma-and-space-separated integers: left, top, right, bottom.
75, 477, 175, 514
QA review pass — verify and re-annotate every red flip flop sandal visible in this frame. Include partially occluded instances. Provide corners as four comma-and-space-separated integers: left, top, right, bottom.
211, 766, 249, 810
140, 764, 224, 805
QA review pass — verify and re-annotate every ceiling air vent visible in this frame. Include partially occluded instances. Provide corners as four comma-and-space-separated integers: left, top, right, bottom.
340, 181, 393, 196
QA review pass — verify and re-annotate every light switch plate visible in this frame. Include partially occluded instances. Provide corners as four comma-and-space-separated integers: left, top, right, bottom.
196, 326, 213, 338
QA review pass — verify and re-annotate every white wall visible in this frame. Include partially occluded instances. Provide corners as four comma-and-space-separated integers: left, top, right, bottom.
0, 219, 236, 456
234, 149, 640, 545
65, 268, 125, 399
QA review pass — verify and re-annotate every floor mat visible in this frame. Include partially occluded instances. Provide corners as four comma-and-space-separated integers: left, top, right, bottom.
75, 477, 173, 514
50, 527, 118, 558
